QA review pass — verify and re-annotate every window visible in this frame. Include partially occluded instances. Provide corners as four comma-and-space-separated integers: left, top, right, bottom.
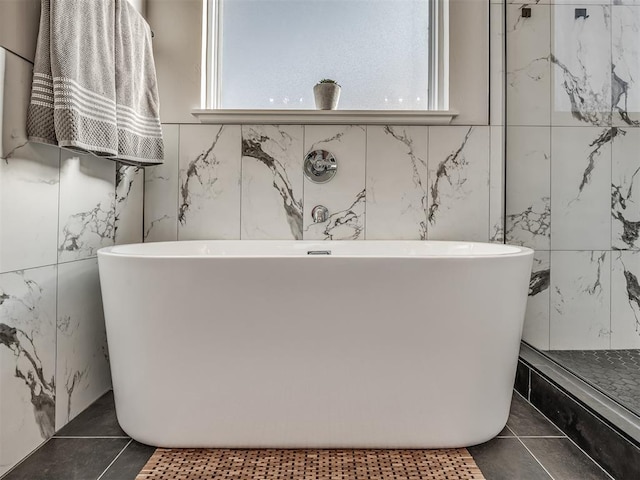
202, 0, 448, 111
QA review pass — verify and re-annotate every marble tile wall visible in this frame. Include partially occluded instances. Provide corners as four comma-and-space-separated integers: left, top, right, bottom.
144, 123, 501, 244
0, 47, 143, 476
506, 1, 640, 350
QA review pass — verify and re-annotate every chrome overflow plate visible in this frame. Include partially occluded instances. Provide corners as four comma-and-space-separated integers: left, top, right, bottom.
304, 149, 337, 183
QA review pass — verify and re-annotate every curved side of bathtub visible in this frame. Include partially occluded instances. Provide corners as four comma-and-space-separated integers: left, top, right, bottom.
98, 244, 533, 448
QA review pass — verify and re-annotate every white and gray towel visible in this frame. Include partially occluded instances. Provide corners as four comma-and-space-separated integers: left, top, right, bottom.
27, 0, 163, 166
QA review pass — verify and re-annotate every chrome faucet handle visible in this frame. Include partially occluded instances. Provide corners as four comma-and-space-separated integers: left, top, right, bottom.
311, 156, 337, 173
304, 150, 338, 183
311, 205, 329, 223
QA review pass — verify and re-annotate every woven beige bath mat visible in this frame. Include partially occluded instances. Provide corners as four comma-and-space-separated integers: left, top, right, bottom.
135, 448, 486, 480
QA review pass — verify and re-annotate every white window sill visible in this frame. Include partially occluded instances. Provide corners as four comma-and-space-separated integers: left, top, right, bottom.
191, 109, 458, 125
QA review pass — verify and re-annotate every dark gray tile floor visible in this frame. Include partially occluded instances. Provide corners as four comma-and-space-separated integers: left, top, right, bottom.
545, 349, 640, 416
2, 391, 612, 480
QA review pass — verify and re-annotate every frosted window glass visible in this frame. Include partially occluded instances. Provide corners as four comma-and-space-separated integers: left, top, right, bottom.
219, 0, 431, 110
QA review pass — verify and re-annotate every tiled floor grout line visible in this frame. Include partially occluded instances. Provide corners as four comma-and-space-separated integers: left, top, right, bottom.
515, 436, 557, 480
513, 390, 567, 438
95, 439, 133, 480
513, 389, 616, 479
0, 437, 50, 480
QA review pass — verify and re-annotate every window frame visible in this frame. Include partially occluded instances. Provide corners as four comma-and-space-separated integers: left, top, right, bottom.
201, 0, 449, 112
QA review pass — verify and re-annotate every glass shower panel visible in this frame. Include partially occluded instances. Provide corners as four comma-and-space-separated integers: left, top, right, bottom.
505, 1, 640, 417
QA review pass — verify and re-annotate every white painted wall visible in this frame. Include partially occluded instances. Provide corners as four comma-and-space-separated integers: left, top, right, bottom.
0, 0, 146, 63
0, 0, 40, 62
146, 0, 203, 123
147, 0, 490, 125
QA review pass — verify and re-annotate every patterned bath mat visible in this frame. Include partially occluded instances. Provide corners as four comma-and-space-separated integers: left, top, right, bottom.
135, 448, 486, 480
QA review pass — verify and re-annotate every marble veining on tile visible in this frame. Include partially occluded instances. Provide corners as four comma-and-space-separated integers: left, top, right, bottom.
179, 127, 224, 225
58, 201, 115, 259
550, 251, 611, 350
303, 125, 366, 241
386, 126, 428, 238
523, 251, 551, 350
612, 128, 640, 250
178, 125, 241, 240
304, 189, 366, 240
55, 259, 111, 431
57, 153, 116, 262
0, 266, 56, 477
506, 4, 551, 126
241, 125, 303, 240
505, 127, 551, 250
366, 126, 428, 240
489, 223, 505, 244
530, 264, 550, 299
578, 128, 620, 195
612, 251, 640, 348
506, 201, 551, 246
114, 163, 144, 245
551, 127, 612, 251
144, 125, 179, 243
428, 127, 473, 228
551, 5, 612, 126
428, 127, 490, 242
612, 5, 640, 126
620, 264, 640, 333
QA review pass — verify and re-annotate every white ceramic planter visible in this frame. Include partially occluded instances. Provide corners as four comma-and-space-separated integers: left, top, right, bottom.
313, 83, 341, 110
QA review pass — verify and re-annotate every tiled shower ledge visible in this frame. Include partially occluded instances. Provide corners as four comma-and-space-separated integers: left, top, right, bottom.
191, 109, 458, 125
520, 343, 640, 445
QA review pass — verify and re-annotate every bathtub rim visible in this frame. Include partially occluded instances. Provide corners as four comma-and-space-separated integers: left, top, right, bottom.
98, 240, 533, 260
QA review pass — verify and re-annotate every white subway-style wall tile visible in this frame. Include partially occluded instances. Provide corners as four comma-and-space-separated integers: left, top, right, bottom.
178, 124, 241, 240
427, 126, 491, 242
550, 127, 612, 250
241, 125, 304, 240
366, 126, 428, 240
505, 127, 551, 250
303, 125, 366, 240
144, 124, 179, 242
0, 265, 57, 477
550, 250, 611, 350
55, 258, 111, 431
57, 151, 116, 263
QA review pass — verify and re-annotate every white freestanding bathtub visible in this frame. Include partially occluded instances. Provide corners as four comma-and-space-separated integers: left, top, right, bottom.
97, 240, 533, 449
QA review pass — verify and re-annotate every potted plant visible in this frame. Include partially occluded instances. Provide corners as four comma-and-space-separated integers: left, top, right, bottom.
313, 79, 341, 110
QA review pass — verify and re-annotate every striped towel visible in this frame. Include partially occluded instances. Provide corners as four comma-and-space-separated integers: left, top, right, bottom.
27, 0, 163, 166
